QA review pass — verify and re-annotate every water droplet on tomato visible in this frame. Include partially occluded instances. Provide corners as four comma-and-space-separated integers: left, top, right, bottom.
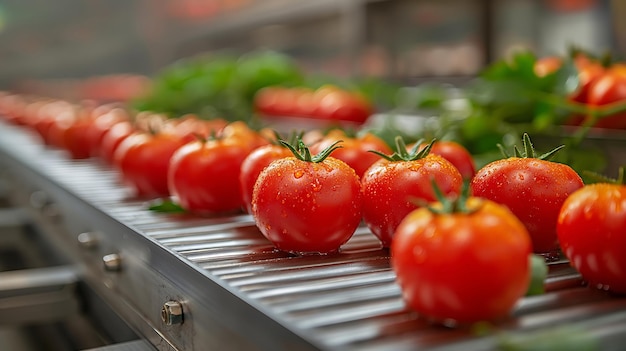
294, 169, 304, 179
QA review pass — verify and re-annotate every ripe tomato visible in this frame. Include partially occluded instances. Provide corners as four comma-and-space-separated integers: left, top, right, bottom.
219, 121, 269, 152
392, 196, 532, 324
410, 140, 476, 179
310, 129, 392, 178
314, 87, 372, 124
569, 59, 604, 104
470, 134, 583, 255
252, 140, 362, 254
534, 56, 562, 78
239, 143, 292, 213
169, 137, 252, 214
361, 138, 463, 248
100, 120, 136, 164
587, 67, 626, 129
114, 132, 186, 198
557, 181, 626, 293
85, 106, 129, 157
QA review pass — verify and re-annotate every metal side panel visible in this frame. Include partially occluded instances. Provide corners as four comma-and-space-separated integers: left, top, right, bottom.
1, 120, 626, 351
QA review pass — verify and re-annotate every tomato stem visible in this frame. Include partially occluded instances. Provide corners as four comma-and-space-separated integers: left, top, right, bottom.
370, 136, 435, 162
279, 137, 342, 163
426, 180, 476, 215
498, 133, 564, 161
582, 166, 626, 185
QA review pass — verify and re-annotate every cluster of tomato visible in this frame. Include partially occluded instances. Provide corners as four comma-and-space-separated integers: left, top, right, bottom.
1, 92, 625, 329
535, 53, 626, 129
254, 85, 373, 125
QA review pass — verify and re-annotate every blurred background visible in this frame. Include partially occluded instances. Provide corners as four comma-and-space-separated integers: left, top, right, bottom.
0, 0, 619, 94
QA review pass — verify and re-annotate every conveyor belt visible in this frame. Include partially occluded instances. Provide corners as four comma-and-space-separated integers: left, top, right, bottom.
1, 121, 626, 351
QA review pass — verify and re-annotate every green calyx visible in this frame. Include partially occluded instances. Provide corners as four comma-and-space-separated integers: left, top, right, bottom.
272, 130, 304, 147
279, 137, 342, 163
425, 180, 477, 215
582, 166, 626, 185
498, 133, 564, 161
371, 136, 435, 162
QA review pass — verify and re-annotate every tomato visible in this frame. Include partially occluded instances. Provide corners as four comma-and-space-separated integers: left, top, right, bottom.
166, 115, 228, 143
252, 140, 362, 254
63, 116, 94, 159
410, 140, 476, 179
85, 106, 129, 157
470, 134, 584, 255
587, 67, 626, 129
310, 129, 392, 177
314, 87, 372, 124
361, 138, 463, 248
114, 132, 186, 198
392, 196, 532, 324
239, 143, 292, 213
569, 60, 604, 104
46, 108, 77, 150
557, 182, 626, 293
254, 86, 283, 116
100, 120, 136, 164
534, 56, 562, 78
219, 121, 269, 152
169, 137, 252, 214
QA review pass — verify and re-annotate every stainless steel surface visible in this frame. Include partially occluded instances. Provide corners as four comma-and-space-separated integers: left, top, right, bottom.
1, 120, 626, 350
78, 231, 100, 250
85, 340, 155, 351
0, 266, 80, 325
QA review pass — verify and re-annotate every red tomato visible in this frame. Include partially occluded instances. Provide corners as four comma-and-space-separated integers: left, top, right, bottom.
310, 129, 392, 178
557, 182, 626, 293
85, 107, 129, 157
239, 144, 292, 214
63, 116, 94, 159
534, 56, 562, 78
411, 140, 476, 179
392, 197, 532, 324
252, 141, 362, 254
587, 67, 626, 129
314, 88, 372, 124
361, 139, 463, 247
219, 121, 269, 152
254, 86, 283, 116
114, 132, 186, 198
46, 108, 77, 150
100, 120, 136, 164
470, 136, 584, 255
570, 60, 604, 104
165, 115, 228, 143
168, 137, 252, 213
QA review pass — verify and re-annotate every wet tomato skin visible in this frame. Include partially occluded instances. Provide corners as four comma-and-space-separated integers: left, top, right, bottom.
114, 132, 186, 198
471, 158, 583, 254
392, 197, 532, 324
252, 156, 362, 254
361, 155, 462, 248
239, 144, 292, 214
310, 130, 392, 178
169, 138, 251, 214
557, 184, 626, 293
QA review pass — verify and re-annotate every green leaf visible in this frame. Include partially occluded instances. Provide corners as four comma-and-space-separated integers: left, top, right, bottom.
147, 199, 186, 213
497, 326, 600, 351
526, 254, 548, 296
552, 59, 580, 97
